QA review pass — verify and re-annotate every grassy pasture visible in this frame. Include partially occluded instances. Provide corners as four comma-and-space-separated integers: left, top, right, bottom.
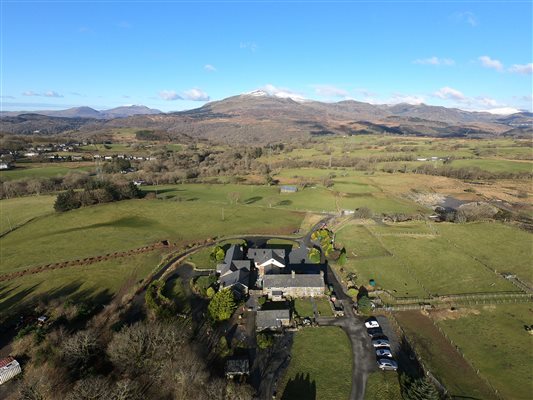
450, 158, 532, 173
0, 198, 303, 273
0, 163, 94, 180
0, 195, 55, 234
278, 327, 352, 400
380, 233, 516, 295
395, 311, 498, 400
434, 304, 533, 400
437, 222, 533, 286
146, 182, 424, 214
364, 371, 402, 400
0, 250, 166, 313
334, 221, 523, 298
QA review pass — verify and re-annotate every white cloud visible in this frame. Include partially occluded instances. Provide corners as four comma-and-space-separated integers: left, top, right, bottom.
432, 87, 466, 101
182, 88, 210, 101
158, 90, 182, 101
479, 107, 521, 115
387, 93, 426, 105
1, 95, 15, 99
44, 90, 63, 98
313, 84, 349, 98
261, 84, 307, 101
478, 56, 504, 71
240, 41, 258, 52
413, 56, 455, 66
204, 64, 217, 72
508, 63, 533, 75
453, 11, 478, 27
22, 90, 40, 96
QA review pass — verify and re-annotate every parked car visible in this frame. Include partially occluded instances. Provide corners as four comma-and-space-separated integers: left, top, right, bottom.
365, 317, 380, 329
376, 348, 393, 358
377, 358, 398, 371
367, 327, 383, 338
371, 338, 390, 347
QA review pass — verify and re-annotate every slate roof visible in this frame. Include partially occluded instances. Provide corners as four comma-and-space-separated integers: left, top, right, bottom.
247, 248, 286, 266
225, 358, 250, 375
220, 268, 250, 289
263, 273, 324, 289
256, 309, 291, 329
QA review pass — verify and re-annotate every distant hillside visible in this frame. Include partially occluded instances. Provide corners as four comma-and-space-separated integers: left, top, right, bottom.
1, 105, 162, 119
1, 94, 531, 142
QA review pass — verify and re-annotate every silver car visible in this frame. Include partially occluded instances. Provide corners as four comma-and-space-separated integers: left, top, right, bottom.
371, 338, 390, 347
377, 358, 398, 371
376, 348, 393, 358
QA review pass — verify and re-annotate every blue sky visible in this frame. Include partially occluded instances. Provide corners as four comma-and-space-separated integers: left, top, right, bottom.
1, 0, 532, 113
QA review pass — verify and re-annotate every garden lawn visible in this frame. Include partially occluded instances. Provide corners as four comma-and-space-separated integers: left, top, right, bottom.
364, 371, 402, 400
435, 304, 533, 400
0, 198, 303, 273
0, 250, 166, 313
279, 327, 352, 400
315, 297, 333, 316
294, 298, 314, 318
0, 195, 55, 234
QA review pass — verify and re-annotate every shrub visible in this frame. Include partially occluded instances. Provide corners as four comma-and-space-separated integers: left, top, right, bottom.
208, 289, 236, 322
357, 295, 372, 314
308, 248, 321, 264
257, 333, 274, 350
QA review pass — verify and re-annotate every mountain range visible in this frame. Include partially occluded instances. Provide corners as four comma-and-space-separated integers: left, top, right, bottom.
1, 92, 531, 141
1, 105, 162, 119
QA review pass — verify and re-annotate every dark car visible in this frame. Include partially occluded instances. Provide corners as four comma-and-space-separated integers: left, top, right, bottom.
366, 327, 384, 338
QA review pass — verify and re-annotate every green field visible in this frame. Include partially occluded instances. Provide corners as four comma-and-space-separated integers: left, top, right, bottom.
437, 222, 533, 286
0, 195, 55, 234
395, 311, 498, 399
435, 304, 533, 400
0, 164, 93, 181
334, 221, 524, 298
279, 327, 352, 400
0, 198, 303, 273
0, 250, 167, 313
146, 182, 425, 214
364, 371, 402, 400
450, 158, 533, 174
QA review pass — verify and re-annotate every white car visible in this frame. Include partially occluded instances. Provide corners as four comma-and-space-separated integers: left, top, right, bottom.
376, 348, 393, 358
377, 358, 398, 371
365, 317, 380, 329
371, 338, 390, 348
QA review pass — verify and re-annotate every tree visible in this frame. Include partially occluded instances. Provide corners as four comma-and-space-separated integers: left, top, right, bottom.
308, 248, 321, 264
337, 248, 347, 266
357, 295, 372, 314
54, 189, 81, 212
206, 287, 215, 299
400, 374, 441, 400
257, 333, 274, 349
208, 289, 236, 322
210, 246, 226, 262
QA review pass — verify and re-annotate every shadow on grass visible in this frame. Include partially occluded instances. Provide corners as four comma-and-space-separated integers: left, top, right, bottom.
281, 372, 316, 400
51, 216, 158, 235
244, 196, 263, 204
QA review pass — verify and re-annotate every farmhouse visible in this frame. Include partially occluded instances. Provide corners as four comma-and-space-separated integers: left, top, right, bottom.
0, 357, 22, 385
247, 248, 286, 276
263, 270, 325, 300
256, 309, 291, 331
217, 245, 251, 295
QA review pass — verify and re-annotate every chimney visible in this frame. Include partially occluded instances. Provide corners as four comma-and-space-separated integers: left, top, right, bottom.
291, 270, 295, 279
